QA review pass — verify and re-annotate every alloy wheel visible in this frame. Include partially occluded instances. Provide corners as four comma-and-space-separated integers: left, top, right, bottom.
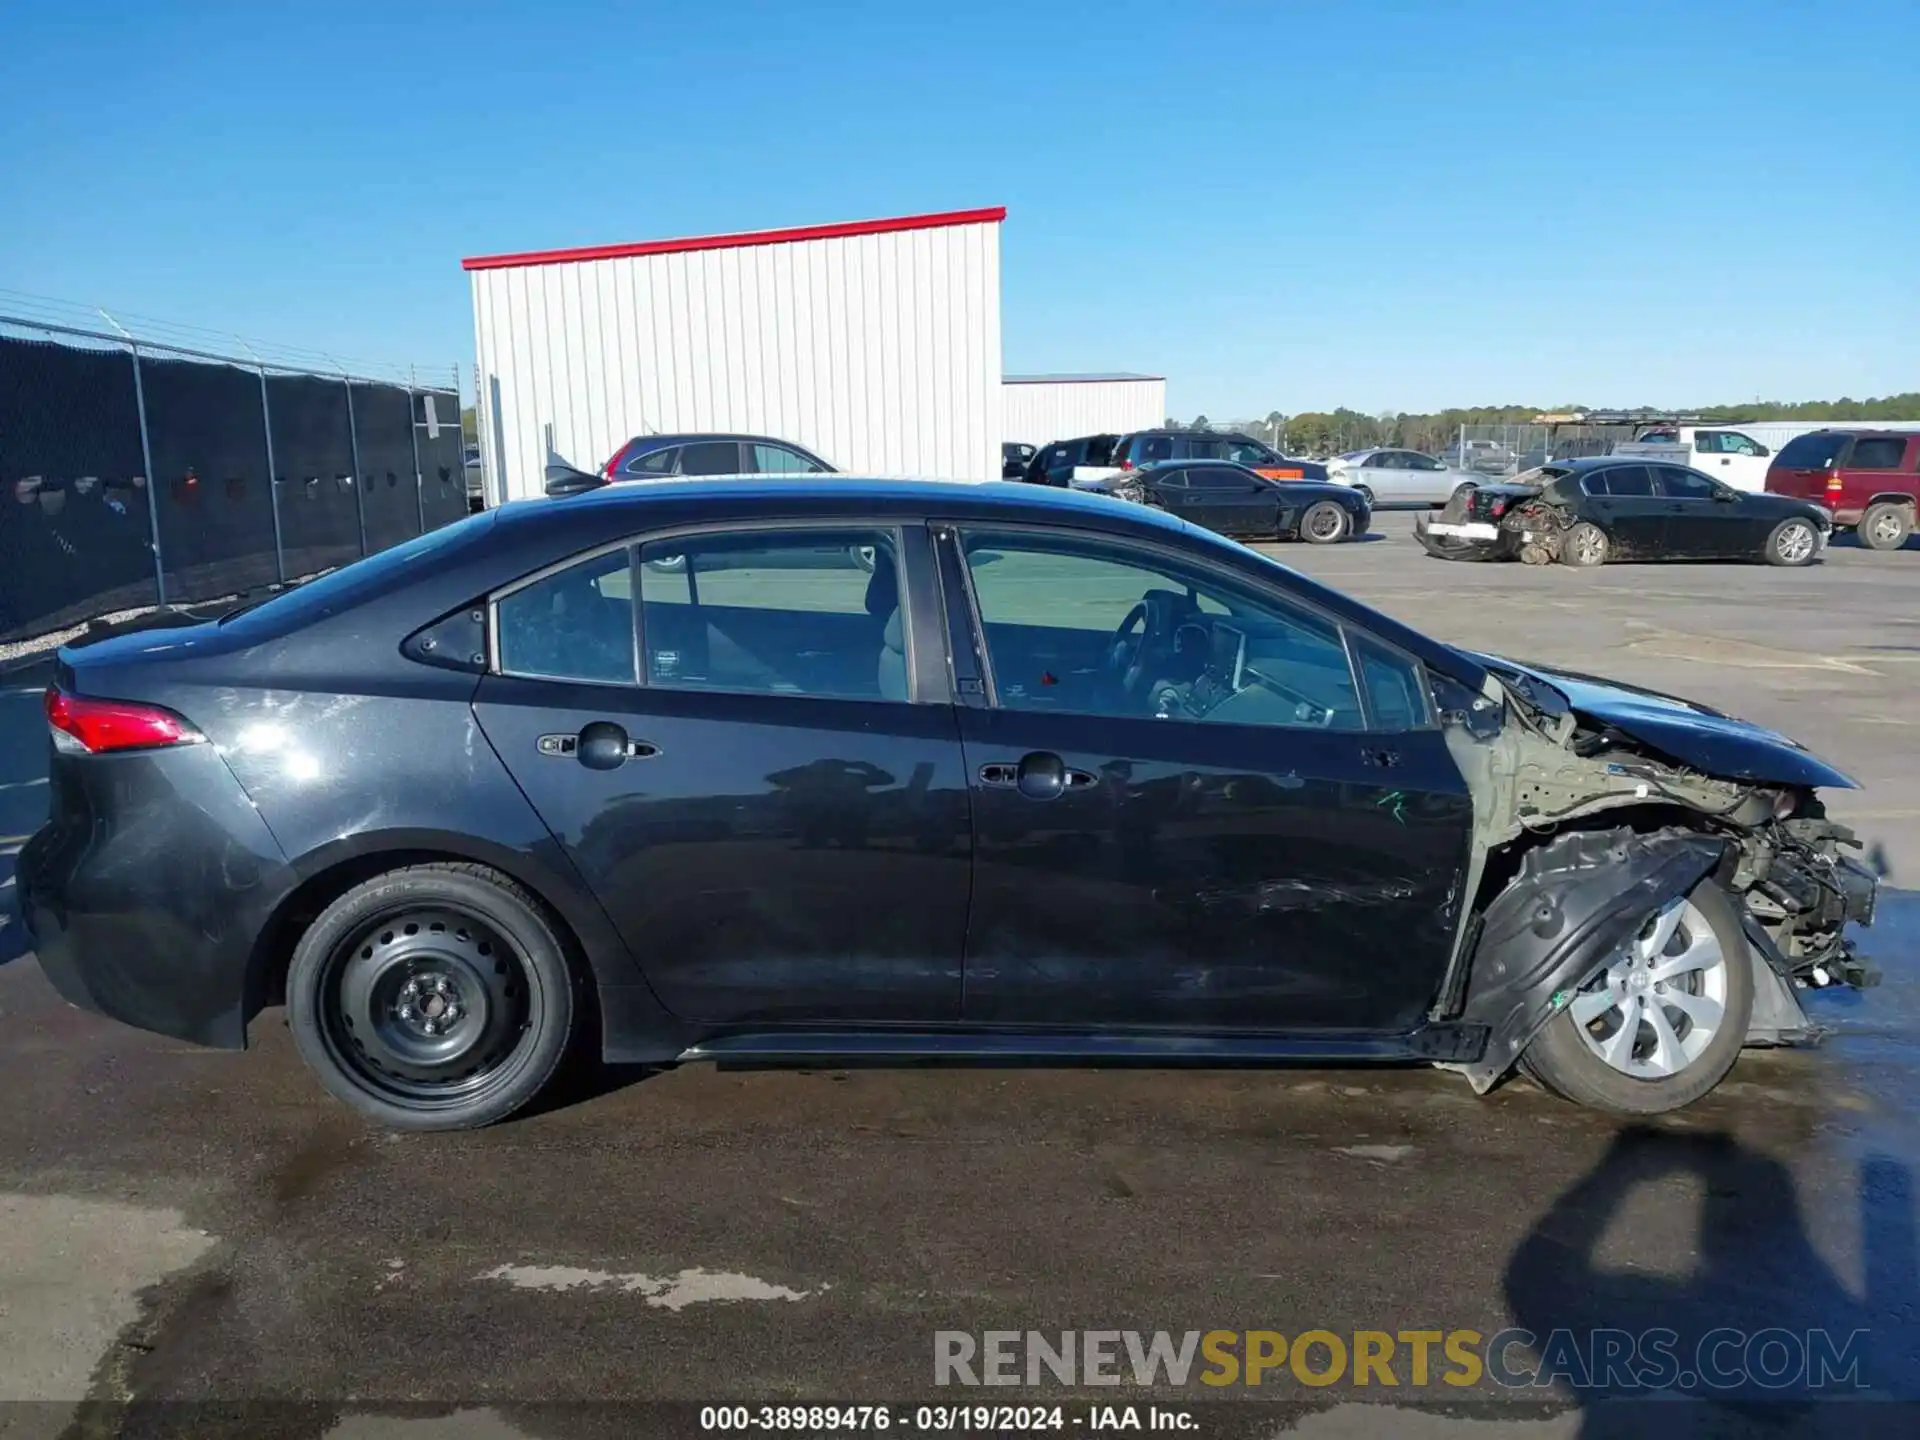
1305, 505, 1347, 541
1572, 528, 1607, 565
1775, 522, 1815, 564
1570, 896, 1729, 1080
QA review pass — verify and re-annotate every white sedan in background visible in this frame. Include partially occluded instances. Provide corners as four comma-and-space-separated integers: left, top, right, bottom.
1326, 448, 1477, 506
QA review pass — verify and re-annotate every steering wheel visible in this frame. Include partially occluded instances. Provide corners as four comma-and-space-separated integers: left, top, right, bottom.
1103, 590, 1201, 709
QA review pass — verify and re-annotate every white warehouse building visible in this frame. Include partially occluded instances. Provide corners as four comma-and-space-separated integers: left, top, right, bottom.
466, 207, 1005, 502
1001, 373, 1167, 447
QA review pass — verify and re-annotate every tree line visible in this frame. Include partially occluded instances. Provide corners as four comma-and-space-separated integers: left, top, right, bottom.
1172, 393, 1920, 457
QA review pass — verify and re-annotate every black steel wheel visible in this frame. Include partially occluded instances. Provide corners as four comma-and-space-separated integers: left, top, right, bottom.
287, 864, 577, 1130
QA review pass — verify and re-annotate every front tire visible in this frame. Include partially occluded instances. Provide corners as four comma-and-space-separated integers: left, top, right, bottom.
1519, 880, 1753, 1115
1351, 484, 1375, 508
1859, 501, 1913, 552
1560, 521, 1609, 567
287, 863, 579, 1131
1765, 516, 1820, 567
1300, 500, 1351, 544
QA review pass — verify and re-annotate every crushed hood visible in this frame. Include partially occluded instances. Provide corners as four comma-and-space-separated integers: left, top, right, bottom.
1472, 653, 1859, 791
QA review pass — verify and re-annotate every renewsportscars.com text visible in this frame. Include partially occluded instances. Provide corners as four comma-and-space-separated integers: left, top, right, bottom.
934, 1328, 1868, 1392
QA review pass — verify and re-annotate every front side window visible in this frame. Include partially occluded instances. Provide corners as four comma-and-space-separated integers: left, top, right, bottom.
1222, 439, 1277, 467
1187, 466, 1249, 491
496, 548, 637, 685
750, 443, 823, 474
1656, 466, 1719, 500
638, 528, 900, 701
1719, 432, 1763, 457
959, 531, 1369, 731
1848, 437, 1906, 469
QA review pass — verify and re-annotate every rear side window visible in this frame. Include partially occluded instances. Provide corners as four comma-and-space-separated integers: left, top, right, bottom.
1600, 465, 1654, 497
1776, 434, 1846, 469
1185, 437, 1226, 460
496, 548, 637, 685
678, 441, 743, 476
637, 529, 900, 700
1139, 435, 1174, 463
1847, 437, 1907, 469
1581, 472, 1610, 497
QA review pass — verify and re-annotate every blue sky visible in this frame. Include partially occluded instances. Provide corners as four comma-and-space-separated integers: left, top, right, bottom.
3, 0, 1915, 417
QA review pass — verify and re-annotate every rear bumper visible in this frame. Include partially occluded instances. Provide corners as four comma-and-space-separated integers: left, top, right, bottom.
17, 744, 294, 1050
1413, 515, 1516, 561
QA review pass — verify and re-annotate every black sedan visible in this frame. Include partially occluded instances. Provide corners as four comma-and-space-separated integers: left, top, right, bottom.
17, 478, 1876, 1129
1414, 456, 1833, 566
1117, 460, 1369, 543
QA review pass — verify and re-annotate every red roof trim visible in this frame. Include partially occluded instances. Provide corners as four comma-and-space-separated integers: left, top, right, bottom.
462, 206, 1007, 272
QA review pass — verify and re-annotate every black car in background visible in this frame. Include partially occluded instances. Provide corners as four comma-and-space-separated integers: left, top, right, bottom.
17, 478, 1876, 1130
571, 433, 834, 493
1416, 457, 1834, 567
1118, 460, 1368, 543
1002, 442, 1036, 480
1022, 433, 1118, 486
1112, 430, 1324, 481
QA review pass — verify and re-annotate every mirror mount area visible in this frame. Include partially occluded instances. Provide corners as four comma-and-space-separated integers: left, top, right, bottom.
545, 462, 608, 498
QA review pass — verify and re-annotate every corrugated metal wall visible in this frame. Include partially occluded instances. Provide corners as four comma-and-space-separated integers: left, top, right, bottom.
1001, 377, 1167, 446
470, 214, 1003, 501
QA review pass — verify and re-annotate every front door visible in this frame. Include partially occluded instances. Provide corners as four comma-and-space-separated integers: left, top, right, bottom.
940, 526, 1474, 1035
1182, 465, 1281, 537
472, 525, 971, 1026
1654, 465, 1751, 558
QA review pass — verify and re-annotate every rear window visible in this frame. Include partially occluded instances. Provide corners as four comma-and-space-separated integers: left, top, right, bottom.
1084, 435, 1117, 465
1776, 434, 1846, 469
1847, 437, 1908, 469
222, 512, 498, 633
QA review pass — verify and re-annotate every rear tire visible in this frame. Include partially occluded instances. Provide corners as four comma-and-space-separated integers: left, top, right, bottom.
1519, 879, 1753, 1115
286, 863, 579, 1131
1560, 521, 1609, 567
1300, 500, 1351, 544
1859, 502, 1913, 552
1764, 517, 1820, 567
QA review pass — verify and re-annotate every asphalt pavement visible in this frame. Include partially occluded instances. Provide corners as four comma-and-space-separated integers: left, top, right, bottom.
0, 512, 1916, 1439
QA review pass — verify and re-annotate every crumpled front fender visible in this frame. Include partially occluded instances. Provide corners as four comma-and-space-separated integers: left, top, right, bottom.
1455, 828, 1728, 1091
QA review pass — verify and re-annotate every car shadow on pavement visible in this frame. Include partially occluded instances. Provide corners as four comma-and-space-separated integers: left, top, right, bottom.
1504, 1125, 1916, 1434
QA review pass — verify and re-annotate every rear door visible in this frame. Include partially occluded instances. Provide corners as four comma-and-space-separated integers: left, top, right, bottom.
471, 522, 971, 1026
676, 440, 748, 476
1835, 435, 1914, 522
1582, 464, 1668, 555
938, 524, 1473, 1034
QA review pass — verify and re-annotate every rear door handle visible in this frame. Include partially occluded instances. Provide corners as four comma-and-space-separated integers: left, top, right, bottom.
980, 752, 1095, 800
544, 721, 660, 770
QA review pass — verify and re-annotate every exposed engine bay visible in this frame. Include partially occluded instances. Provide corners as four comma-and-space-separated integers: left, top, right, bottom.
1435, 657, 1878, 1089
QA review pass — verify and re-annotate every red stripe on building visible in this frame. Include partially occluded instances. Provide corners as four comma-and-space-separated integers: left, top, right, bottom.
462, 206, 1008, 272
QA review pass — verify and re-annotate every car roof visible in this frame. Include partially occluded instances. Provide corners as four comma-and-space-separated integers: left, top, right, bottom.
617, 432, 809, 450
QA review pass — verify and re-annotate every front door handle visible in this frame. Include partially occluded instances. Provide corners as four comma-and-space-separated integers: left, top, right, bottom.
545, 721, 660, 771
979, 752, 1095, 800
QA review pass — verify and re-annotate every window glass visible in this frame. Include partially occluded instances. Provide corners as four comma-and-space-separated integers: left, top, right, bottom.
1412, 453, 1445, 471
1085, 435, 1117, 465
1580, 471, 1610, 497
1185, 437, 1226, 460
1720, 432, 1762, 457
628, 445, 677, 475
1656, 466, 1718, 500
1693, 432, 1724, 455
1848, 437, 1906, 469
1188, 466, 1250, 490
637, 529, 900, 700
1601, 464, 1654, 497
1776, 434, 1846, 469
1222, 439, 1276, 466
750, 443, 821, 474
1351, 633, 1429, 731
678, 441, 743, 476
1153, 469, 1189, 489
1140, 435, 1174, 463
960, 531, 1365, 730
496, 548, 637, 685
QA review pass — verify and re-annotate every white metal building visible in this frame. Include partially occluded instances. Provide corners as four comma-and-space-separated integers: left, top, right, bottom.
466, 207, 1005, 501
1002, 373, 1167, 446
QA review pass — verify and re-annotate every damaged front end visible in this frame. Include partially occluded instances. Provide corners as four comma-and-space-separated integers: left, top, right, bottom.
1429, 661, 1878, 1094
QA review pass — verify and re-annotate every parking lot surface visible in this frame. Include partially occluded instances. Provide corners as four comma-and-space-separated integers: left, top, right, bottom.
0, 512, 1915, 1437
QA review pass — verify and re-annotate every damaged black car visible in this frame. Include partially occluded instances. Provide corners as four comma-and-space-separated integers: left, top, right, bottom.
17, 477, 1877, 1129
1414, 456, 1834, 567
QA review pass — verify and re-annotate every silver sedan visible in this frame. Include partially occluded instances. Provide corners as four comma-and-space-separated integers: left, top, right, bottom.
1326, 448, 1476, 506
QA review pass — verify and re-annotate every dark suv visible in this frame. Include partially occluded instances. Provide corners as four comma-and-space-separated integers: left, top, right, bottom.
1765, 430, 1918, 551
1021, 434, 1118, 486
1112, 431, 1323, 481
600, 433, 834, 482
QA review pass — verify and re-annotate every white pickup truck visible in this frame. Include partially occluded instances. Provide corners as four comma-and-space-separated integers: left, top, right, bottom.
1609, 426, 1775, 493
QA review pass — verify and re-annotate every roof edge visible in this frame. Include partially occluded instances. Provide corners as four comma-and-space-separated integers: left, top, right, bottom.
463, 206, 1008, 272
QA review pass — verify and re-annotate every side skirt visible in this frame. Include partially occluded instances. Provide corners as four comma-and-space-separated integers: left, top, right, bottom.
676, 1024, 1489, 1067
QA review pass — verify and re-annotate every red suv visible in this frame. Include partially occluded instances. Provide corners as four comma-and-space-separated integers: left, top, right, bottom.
1765, 430, 1918, 551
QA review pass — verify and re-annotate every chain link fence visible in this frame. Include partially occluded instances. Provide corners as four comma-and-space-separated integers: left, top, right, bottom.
0, 320, 464, 644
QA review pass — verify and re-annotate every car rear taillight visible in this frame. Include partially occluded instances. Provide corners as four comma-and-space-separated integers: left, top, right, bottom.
1488, 498, 1509, 518
1119, 458, 1133, 470
601, 441, 634, 479
45, 688, 204, 755
1825, 470, 1843, 499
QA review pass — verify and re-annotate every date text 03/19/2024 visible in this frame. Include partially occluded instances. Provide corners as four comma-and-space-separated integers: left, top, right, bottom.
698, 1404, 1195, 1431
